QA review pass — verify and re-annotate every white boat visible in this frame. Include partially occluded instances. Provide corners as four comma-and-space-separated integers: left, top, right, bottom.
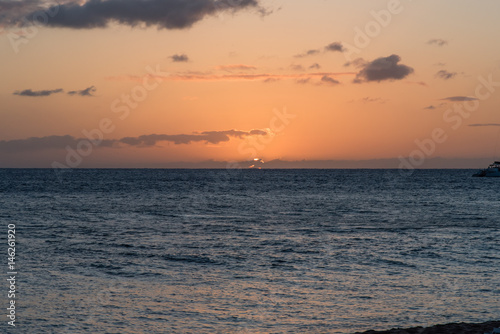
473, 161, 500, 177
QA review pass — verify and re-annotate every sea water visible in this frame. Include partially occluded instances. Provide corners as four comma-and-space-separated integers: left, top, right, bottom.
0, 169, 499, 333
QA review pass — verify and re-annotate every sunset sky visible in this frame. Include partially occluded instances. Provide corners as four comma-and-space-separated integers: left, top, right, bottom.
1, 0, 500, 168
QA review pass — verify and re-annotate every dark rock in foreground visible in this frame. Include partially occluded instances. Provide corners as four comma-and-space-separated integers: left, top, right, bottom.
354, 321, 500, 334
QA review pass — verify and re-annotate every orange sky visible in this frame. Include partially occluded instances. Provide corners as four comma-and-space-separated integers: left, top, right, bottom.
1, 0, 500, 168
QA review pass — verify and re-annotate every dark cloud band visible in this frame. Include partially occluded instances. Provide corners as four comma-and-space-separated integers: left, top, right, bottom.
13, 86, 96, 97
14, 0, 261, 29
468, 123, 500, 127
0, 129, 268, 153
441, 96, 478, 102
13, 88, 63, 97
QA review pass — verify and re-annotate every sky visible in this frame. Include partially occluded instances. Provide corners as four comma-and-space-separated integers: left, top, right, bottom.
1, 0, 500, 168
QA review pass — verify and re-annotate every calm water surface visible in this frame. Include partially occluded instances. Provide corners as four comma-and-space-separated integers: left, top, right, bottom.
0, 169, 499, 333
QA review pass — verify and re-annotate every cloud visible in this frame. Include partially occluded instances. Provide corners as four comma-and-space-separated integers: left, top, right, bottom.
435, 70, 457, 80
360, 97, 385, 104
0, 135, 82, 153
320, 75, 339, 85
423, 102, 447, 110
126, 129, 270, 145
0, 0, 50, 25
294, 49, 320, 58
109, 71, 356, 83
441, 96, 478, 102
170, 54, 189, 62
67, 85, 96, 96
295, 78, 310, 84
405, 81, 428, 87
468, 123, 500, 127
348, 97, 386, 104
309, 63, 321, 70
13, 88, 63, 97
344, 58, 367, 68
353, 54, 414, 83
0, 129, 269, 153
295, 42, 345, 58
0, 0, 39, 12
290, 64, 305, 71
427, 38, 448, 46
215, 64, 257, 71
14, 86, 96, 97
10, 0, 263, 29
324, 42, 345, 52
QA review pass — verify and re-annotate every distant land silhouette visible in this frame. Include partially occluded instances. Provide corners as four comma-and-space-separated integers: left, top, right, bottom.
1, 157, 496, 169
89, 157, 495, 169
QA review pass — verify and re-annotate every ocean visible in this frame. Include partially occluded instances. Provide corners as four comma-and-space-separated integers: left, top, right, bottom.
1, 169, 499, 333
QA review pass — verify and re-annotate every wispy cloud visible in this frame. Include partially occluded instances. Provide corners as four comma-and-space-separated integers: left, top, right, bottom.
294, 49, 321, 58
427, 38, 448, 46
170, 54, 189, 62
290, 64, 305, 71
405, 81, 428, 87
468, 123, 500, 127
215, 64, 257, 71
441, 96, 478, 102
295, 78, 311, 84
348, 97, 386, 104
295, 41, 345, 57
353, 54, 414, 83
13, 88, 63, 97
320, 75, 339, 85
360, 97, 385, 104
435, 70, 457, 80
344, 58, 367, 68
309, 63, 321, 70
0, 129, 269, 153
14, 86, 96, 97
67, 85, 96, 96
108, 71, 356, 83
423, 102, 447, 110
